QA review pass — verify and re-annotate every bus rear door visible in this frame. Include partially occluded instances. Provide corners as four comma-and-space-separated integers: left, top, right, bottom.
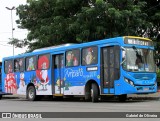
52, 53, 64, 96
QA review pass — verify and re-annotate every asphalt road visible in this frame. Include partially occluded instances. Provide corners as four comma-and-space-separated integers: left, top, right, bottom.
0, 96, 160, 112
0, 96, 160, 121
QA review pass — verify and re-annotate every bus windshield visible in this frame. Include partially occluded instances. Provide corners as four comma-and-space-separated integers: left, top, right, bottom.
122, 47, 155, 72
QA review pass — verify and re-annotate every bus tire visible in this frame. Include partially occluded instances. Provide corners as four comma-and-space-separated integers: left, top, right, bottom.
91, 83, 99, 102
119, 94, 127, 102
0, 95, 2, 100
27, 86, 37, 101
85, 92, 91, 102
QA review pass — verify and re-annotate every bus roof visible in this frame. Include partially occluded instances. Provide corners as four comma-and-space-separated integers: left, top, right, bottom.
2, 36, 152, 60
33, 43, 76, 52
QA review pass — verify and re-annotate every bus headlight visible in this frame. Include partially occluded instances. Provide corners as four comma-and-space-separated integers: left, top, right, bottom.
124, 78, 129, 83
124, 78, 134, 86
130, 81, 134, 86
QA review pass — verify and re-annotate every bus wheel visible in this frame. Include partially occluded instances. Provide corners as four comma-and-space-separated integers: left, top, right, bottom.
0, 95, 2, 100
119, 94, 127, 102
27, 86, 37, 101
91, 83, 99, 102
85, 92, 91, 102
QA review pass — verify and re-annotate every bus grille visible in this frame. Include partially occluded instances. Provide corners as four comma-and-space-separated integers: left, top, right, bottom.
133, 74, 154, 80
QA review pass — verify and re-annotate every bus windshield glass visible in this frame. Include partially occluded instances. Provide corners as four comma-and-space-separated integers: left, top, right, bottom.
122, 47, 155, 72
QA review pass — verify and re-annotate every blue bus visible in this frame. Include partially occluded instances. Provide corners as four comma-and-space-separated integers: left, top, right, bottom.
1, 36, 157, 102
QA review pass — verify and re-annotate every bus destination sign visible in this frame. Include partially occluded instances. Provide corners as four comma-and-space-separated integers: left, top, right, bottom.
124, 38, 153, 46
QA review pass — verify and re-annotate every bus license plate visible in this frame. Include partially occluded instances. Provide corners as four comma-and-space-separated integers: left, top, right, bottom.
144, 88, 149, 91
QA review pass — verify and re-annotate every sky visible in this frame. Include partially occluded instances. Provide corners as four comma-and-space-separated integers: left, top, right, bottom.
0, 0, 27, 61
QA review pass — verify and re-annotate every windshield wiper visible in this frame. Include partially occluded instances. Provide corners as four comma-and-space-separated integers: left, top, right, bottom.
120, 58, 126, 65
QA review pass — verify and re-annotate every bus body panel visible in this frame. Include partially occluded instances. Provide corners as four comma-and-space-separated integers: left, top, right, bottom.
2, 58, 53, 96
63, 66, 100, 95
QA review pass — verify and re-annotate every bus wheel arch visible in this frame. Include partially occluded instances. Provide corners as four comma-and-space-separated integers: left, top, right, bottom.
26, 83, 37, 101
85, 80, 100, 102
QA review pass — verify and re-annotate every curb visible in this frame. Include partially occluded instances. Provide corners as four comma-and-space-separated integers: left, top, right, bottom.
128, 97, 160, 101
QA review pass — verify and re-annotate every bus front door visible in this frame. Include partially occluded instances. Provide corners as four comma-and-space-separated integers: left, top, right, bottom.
52, 54, 64, 95
101, 46, 120, 94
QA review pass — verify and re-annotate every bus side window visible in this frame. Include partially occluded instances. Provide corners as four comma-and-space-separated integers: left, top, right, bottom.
19, 58, 25, 72
82, 46, 98, 65
66, 49, 80, 67
26, 56, 37, 71
14, 59, 19, 72
4, 60, 13, 74
38, 54, 50, 70
54, 55, 59, 69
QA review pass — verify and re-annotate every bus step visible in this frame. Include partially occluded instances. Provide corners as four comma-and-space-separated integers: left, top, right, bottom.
53, 94, 63, 96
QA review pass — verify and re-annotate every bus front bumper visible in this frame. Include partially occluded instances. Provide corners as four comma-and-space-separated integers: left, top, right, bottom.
114, 82, 157, 95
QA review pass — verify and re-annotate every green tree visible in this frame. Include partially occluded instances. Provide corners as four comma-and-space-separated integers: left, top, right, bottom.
142, 0, 160, 64
143, 0, 160, 39
74, 0, 149, 42
11, 0, 153, 51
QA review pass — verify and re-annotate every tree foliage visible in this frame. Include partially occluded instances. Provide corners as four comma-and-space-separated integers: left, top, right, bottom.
144, 0, 160, 63
10, 0, 160, 51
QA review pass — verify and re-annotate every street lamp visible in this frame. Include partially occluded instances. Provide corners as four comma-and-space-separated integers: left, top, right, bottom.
6, 6, 15, 56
